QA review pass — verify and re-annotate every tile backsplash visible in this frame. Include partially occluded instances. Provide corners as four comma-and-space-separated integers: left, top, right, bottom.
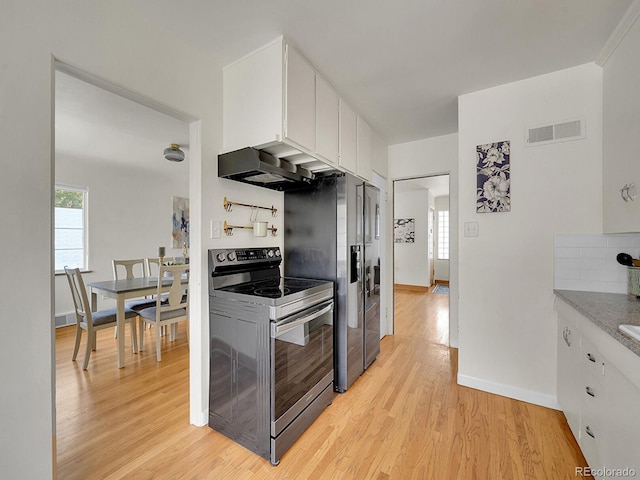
554, 234, 640, 294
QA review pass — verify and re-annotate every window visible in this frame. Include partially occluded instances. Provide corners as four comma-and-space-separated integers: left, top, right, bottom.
55, 185, 88, 272
437, 210, 449, 260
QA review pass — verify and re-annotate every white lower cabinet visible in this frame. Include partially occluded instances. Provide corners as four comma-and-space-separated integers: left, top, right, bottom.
556, 298, 640, 479
556, 308, 581, 440
603, 362, 640, 475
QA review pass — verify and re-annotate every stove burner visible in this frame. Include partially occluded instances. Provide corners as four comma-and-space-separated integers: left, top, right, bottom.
254, 286, 291, 298
232, 284, 257, 293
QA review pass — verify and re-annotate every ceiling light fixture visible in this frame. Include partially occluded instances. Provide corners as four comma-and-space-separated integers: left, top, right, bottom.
164, 143, 185, 162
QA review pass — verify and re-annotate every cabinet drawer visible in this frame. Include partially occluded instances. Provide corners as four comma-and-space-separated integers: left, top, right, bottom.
581, 374, 605, 426
580, 405, 604, 478
581, 336, 605, 384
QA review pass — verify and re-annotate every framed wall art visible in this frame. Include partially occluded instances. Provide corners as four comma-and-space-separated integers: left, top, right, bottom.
476, 140, 511, 213
172, 196, 189, 248
394, 218, 415, 243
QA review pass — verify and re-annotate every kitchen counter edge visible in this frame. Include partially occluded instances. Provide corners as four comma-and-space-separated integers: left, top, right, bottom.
554, 289, 640, 358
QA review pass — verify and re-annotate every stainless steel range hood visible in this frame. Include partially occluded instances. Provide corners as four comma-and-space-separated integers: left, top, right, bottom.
218, 147, 316, 192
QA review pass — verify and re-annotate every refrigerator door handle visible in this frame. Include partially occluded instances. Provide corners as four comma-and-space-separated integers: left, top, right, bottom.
350, 245, 360, 284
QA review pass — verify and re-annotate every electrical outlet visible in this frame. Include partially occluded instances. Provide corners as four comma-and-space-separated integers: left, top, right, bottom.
211, 220, 221, 239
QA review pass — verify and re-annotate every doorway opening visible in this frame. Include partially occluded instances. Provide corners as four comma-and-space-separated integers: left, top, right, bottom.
393, 174, 450, 346
53, 63, 196, 477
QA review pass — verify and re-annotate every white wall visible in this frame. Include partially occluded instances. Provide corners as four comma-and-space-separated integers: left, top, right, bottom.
434, 195, 450, 281
457, 63, 603, 408
394, 189, 430, 286
388, 133, 459, 345
54, 153, 189, 317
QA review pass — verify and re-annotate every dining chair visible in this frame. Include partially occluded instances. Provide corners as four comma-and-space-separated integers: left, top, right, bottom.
112, 259, 156, 339
112, 258, 157, 311
64, 267, 138, 369
138, 264, 189, 361
145, 256, 175, 277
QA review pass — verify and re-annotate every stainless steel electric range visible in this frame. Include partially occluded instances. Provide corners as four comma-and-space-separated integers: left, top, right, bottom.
208, 248, 334, 466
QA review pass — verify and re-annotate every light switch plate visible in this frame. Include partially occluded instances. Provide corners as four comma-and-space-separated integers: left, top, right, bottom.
211, 220, 221, 239
464, 221, 479, 237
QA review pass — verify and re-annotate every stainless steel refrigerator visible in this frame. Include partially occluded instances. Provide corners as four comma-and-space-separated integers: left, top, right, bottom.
284, 173, 381, 392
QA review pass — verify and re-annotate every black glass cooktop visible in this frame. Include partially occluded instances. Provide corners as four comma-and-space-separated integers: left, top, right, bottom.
219, 277, 329, 299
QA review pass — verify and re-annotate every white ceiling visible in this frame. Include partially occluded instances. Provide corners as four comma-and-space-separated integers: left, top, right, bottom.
131, 0, 632, 145
395, 175, 450, 197
56, 1, 633, 167
55, 70, 190, 170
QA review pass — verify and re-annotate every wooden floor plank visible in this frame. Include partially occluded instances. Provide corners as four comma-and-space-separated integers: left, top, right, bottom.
55, 287, 588, 479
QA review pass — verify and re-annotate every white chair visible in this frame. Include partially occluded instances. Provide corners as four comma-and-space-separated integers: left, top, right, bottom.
112, 259, 156, 339
145, 256, 175, 277
138, 264, 189, 361
112, 259, 156, 311
64, 267, 138, 370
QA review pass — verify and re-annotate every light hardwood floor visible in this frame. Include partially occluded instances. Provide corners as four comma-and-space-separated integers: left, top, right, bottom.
55, 287, 587, 479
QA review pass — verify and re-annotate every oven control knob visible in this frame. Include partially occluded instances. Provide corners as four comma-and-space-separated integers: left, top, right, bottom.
275, 249, 281, 257
227, 252, 236, 262
216, 252, 226, 262
267, 249, 274, 258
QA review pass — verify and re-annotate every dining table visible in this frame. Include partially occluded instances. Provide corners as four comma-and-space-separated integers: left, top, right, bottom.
87, 276, 188, 368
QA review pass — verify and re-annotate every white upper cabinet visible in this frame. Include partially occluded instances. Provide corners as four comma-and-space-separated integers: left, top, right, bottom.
315, 74, 339, 166
223, 38, 285, 152
223, 37, 316, 153
223, 37, 379, 181
357, 116, 372, 182
284, 45, 316, 152
603, 15, 640, 233
339, 99, 357, 174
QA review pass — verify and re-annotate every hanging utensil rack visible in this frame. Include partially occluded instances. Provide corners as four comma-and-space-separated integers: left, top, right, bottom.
223, 197, 278, 217
223, 221, 278, 236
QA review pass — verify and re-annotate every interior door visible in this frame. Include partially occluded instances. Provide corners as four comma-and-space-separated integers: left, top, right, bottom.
428, 207, 435, 286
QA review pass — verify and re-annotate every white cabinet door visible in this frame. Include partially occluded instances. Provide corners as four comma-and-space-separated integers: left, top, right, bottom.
357, 116, 372, 181
315, 74, 339, 165
222, 38, 284, 151
285, 45, 316, 152
603, 17, 640, 233
557, 316, 581, 441
604, 362, 640, 474
339, 99, 357, 174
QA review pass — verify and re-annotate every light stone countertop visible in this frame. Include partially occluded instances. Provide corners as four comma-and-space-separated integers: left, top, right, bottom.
554, 290, 640, 357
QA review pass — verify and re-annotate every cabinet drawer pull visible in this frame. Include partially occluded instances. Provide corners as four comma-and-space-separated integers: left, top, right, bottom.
586, 353, 596, 363
585, 425, 595, 438
585, 386, 595, 397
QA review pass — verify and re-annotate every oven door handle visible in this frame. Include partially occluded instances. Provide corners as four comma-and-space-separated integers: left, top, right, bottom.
271, 302, 333, 338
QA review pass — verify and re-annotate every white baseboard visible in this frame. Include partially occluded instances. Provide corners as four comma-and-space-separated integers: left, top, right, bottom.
457, 373, 560, 410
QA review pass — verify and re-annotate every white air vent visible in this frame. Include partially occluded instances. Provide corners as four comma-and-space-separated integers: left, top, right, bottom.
526, 118, 585, 146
